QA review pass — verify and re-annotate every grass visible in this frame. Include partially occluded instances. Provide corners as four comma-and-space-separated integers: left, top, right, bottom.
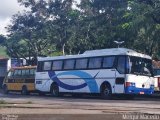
0, 99, 7, 104
26, 101, 33, 104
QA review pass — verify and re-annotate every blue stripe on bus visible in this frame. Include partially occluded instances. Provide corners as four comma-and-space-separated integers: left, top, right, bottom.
48, 71, 99, 93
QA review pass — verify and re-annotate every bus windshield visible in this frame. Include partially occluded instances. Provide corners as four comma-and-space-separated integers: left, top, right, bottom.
129, 56, 153, 77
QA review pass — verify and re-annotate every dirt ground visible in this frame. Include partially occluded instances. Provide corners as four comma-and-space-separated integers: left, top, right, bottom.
1, 93, 160, 120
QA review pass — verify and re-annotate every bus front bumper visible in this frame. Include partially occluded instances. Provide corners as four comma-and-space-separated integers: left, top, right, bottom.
125, 86, 154, 95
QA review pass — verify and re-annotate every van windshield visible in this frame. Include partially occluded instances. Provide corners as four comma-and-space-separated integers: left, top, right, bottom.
129, 56, 153, 77
8, 71, 14, 77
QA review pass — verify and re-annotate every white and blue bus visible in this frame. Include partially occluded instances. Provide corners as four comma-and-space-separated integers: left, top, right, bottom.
35, 48, 154, 99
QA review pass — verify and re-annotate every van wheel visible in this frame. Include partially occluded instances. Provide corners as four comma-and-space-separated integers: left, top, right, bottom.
50, 84, 59, 97
21, 86, 28, 95
3, 85, 8, 94
101, 84, 112, 100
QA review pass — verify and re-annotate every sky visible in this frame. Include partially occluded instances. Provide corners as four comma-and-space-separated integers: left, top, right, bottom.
0, 0, 80, 36
0, 0, 26, 35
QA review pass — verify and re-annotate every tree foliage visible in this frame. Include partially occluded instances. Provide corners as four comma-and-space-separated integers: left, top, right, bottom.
4, 0, 160, 62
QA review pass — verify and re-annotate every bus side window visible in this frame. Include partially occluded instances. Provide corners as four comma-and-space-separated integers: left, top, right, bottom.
75, 58, 88, 69
63, 59, 75, 70
117, 56, 126, 74
8, 71, 14, 79
88, 57, 102, 69
103, 56, 115, 68
43, 61, 52, 71
52, 61, 63, 70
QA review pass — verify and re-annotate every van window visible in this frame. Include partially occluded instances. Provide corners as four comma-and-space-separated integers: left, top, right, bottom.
25, 69, 30, 76
30, 69, 35, 75
14, 70, 21, 77
22, 70, 26, 76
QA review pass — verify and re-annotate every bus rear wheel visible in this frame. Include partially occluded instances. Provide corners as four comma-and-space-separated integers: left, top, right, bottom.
101, 84, 112, 100
21, 86, 29, 95
3, 85, 8, 94
50, 84, 59, 97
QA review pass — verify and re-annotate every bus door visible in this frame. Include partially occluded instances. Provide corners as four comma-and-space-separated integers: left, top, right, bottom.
114, 56, 126, 93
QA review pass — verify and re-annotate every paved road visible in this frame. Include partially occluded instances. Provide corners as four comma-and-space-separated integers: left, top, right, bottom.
1, 93, 160, 120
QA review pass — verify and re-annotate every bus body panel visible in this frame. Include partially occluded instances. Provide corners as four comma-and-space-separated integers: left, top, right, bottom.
125, 74, 154, 94
7, 83, 35, 91
36, 69, 117, 93
114, 71, 125, 93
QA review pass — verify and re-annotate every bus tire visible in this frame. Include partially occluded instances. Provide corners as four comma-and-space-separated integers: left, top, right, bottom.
3, 85, 8, 94
100, 83, 112, 100
50, 83, 59, 97
21, 86, 29, 95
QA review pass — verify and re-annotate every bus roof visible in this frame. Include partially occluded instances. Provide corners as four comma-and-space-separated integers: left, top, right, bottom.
38, 48, 151, 61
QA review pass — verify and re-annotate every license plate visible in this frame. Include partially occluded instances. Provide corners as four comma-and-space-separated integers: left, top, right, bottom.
140, 92, 144, 94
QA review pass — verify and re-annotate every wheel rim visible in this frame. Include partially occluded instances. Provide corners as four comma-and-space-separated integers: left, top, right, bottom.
52, 86, 58, 96
103, 87, 110, 97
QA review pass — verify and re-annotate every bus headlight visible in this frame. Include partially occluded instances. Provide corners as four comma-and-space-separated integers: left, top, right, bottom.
125, 82, 135, 87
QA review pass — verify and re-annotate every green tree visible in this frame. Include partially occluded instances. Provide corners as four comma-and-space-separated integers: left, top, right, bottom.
125, 0, 160, 58
6, 1, 54, 62
5, 0, 160, 60
0, 35, 6, 45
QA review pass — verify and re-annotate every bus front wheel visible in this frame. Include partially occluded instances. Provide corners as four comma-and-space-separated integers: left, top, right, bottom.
50, 84, 59, 97
101, 84, 112, 100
